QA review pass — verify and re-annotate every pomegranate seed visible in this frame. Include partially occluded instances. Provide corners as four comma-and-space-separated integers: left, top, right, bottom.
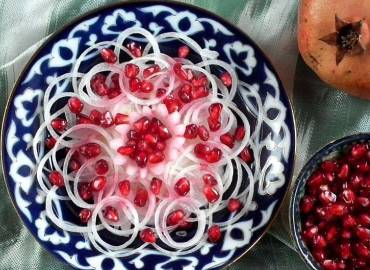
124, 63, 140, 78
208, 225, 221, 243
91, 73, 105, 87
197, 125, 209, 141
156, 141, 166, 151
340, 242, 351, 259
322, 260, 337, 270
76, 114, 92, 124
220, 133, 234, 148
111, 73, 119, 86
158, 125, 172, 140
100, 48, 117, 63
178, 220, 192, 229
240, 147, 254, 164
307, 172, 326, 191
167, 209, 185, 226
319, 190, 337, 205
129, 78, 141, 92
127, 130, 140, 140
79, 143, 101, 158
89, 110, 102, 125
79, 183, 93, 201
143, 134, 158, 145
51, 118, 67, 132
191, 85, 209, 99
164, 98, 182, 113
351, 143, 368, 159
340, 189, 355, 205
329, 203, 347, 216
220, 72, 232, 87
313, 234, 327, 249
303, 225, 318, 240
133, 117, 150, 133
338, 164, 350, 180
140, 228, 156, 243
355, 227, 370, 241
321, 160, 338, 173
134, 187, 148, 207
205, 148, 222, 163
178, 45, 190, 58
349, 174, 363, 191
104, 206, 119, 222
228, 198, 242, 212
156, 88, 166, 97
91, 75, 109, 96
234, 126, 245, 141
356, 196, 370, 207
150, 177, 162, 195
114, 113, 129, 125
79, 209, 92, 223
108, 87, 121, 99
127, 42, 142, 57
300, 196, 315, 214
341, 230, 352, 240
45, 137, 56, 149
143, 64, 160, 78
118, 180, 130, 196
358, 214, 370, 226
68, 97, 84, 114
207, 117, 221, 131
135, 151, 148, 168
191, 74, 208, 87
148, 151, 165, 164
184, 124, 198, 139
355, 243, 370, 258
342, 214, 357, 228
141, 80, 154, 93
173, 63, 191, 81
208, 103, 223, 120
204, 186, 220, 203
357, 160, 370, 173
178, 84, 192, 103
91, 176, 107, 191
148, 118, 161, 133
117, 145, 135, 156
95, 159, 109, 175
313, 250, 326, 262
202, 174, 217, 186
100, 111, 114, 128
194, 143, 211, 159
48, 171, 64, 187
325, 226, 338, 242
137, 140, 150, 152
175, 177, 190, 196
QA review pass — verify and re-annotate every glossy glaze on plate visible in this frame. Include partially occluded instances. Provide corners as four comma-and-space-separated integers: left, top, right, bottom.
1, 1, 295, 269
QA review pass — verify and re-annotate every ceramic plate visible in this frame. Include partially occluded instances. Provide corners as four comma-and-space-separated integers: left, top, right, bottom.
1, 1, 295, 269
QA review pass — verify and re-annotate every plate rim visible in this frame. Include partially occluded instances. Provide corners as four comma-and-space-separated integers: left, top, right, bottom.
0, 0, 297, 269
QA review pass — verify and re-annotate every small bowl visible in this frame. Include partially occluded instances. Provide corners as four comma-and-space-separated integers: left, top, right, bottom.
289, 133, 370, 270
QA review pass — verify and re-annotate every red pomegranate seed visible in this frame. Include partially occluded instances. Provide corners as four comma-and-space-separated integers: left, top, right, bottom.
321, 160, 338, 173
307, 172, 326, 191
202, 174, 217, 186
143, 64, 160, 78
357, 160, 370, 173
203, 186, 220, 203
124, 63, 140, 78
340, 189, 355, 204
91, 74, 109, 96
234, 126, 245, 141
178, 220, 192, 229
220, 72, 232, 87
89, 110, 102, 125
313, 234, 327, 249
178, 45, 190, 58
341, 230, 352, 240
91, 176, 107, 191
69, 159, 80, 171
208, 103, 223, 120
313, 249, 326, 262
68, 97, 84, 114
355, 227, 370, 241
191, 85, 209, 99
325, 226, 338, 241
175, 177, 190, 196
156, 141, 166, 151
156, 88, 166, 98
95, 159, 109, 175
349, 174, 363, 191
356, 196, 370, 207
100, 48, 117, 63
319, 190, 337, 205
338, 164, 350, 180
358, 214, 370, 226
141, 80, 154, 93
51, 118, 67, 132
45, 137, 56, 149
100, 111, 114, 128
329, 204, 347, 216
140, 228, 156, 243
205, 148, 222, 163
340, 242, 351, 259
118, 180, 130, 196
228, 198, 242, 212
207, 117, 221, 131
322, 260, 337, 270
167, 209, 185, 226
76, 114, 92, 125
342, 214, 357, 228
134, 187, 148, 207
164, 98, 182, 113
194, 143, 211, 159
300, 196, 315, 214
114, 113, 129, 125
148, 151, 165, 164
79, 209, 92, 223
79, 183, 93, 201
178, 84, 192, 103
184, 124, 198, 139
48, 171, 64, 187
133, 117, 150, 133
351, 143, 368, 159
79, 143, 101, 158
303, 225, 318, 240
127, 130, 140, 140
104, 206, 119, 222
355, 243, 370, 258
197, 125, 209, 141
127, 42, 142, 57
239, 147, 254, 164
150, 177, 162, 195
208, 225, 221, 243
136, 151, 148, 167
220, 133, 234, 148
108, 87, 121, 99
192, 74, 208, 87
158, 125, 172, 140
129, 78, 142, 92
143, 134, 158, 145
173, 63, 190, 80
148, 118, 161, 133
91, 73, 105, 87
117, 145, 135, 156
111, 73, 119, 86
137, 140, 150, 152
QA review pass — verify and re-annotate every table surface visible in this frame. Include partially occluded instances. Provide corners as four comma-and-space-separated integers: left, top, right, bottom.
1, 0, 369, 269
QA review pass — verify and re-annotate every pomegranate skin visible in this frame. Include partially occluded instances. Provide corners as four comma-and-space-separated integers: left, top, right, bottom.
298, 0, 370, 99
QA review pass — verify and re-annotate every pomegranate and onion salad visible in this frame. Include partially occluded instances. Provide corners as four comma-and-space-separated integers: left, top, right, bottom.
33, 27, 255, 257
300, 143, 370, 269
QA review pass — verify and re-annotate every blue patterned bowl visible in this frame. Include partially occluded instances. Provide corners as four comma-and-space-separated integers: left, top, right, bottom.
1, 1, 295, 269
289, 133, 370, 270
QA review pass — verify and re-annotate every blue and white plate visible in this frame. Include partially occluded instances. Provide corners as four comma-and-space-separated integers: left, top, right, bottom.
1, 2, 295, 269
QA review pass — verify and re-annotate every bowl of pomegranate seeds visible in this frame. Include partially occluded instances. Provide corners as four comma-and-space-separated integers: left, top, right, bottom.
1, 1, 295, 270
290, 134, 370, 270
